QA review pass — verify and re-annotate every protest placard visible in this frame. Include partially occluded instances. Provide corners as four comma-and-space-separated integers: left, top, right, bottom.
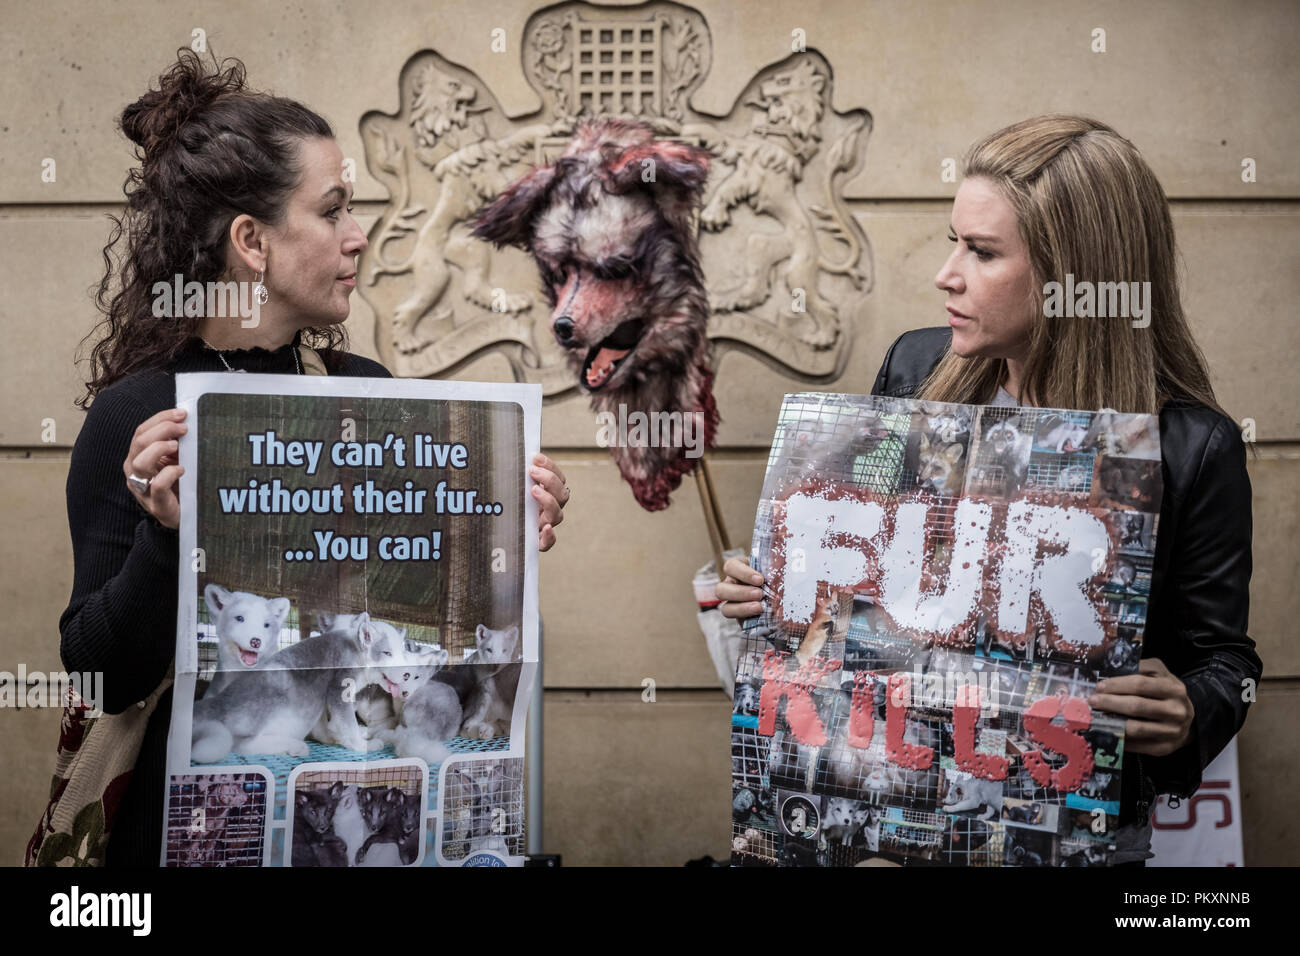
731, 393, 1160, 866
162, 374, 539, 867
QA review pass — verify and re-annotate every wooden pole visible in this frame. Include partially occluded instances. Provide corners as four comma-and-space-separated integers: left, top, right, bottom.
694, 461, 725, 575
694, 456, 732, 575
698, 456, 731, 551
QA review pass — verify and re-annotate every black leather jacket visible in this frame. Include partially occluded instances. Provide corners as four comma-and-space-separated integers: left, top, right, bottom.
870, 327, 1261, 826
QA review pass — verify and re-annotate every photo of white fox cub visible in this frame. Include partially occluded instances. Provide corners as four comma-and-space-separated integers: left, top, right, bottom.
203, 583, 289, 694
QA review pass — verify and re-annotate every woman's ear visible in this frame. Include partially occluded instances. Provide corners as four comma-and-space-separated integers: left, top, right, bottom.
227, 215, 268, 274
470, 164, 559, 249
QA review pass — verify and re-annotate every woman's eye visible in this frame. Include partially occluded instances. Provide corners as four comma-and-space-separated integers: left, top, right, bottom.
950, 232, 992, 261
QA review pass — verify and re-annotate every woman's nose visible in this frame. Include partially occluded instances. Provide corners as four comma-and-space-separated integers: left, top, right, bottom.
345, 218, 368, 255
934, 250, 962, 293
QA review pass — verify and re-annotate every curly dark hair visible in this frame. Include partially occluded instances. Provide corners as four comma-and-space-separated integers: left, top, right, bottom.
78, 47, 349, 407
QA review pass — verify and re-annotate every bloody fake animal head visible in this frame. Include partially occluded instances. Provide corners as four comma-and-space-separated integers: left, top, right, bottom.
472, 118, 719, 510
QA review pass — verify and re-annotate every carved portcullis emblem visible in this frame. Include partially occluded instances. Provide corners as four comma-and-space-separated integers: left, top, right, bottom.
359, 0, 873, 391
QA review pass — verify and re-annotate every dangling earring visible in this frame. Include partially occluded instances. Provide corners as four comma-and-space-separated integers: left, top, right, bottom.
254, 269, 270, 306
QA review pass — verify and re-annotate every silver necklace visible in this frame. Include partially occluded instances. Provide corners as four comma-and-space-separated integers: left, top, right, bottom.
200, 337, 302, 375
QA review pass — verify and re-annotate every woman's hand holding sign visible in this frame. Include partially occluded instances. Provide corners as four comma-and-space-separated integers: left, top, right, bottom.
717, 556, 765, 620
124, 407, 188, 530
530, 452, 569, 552
1088, 657, 1195, 756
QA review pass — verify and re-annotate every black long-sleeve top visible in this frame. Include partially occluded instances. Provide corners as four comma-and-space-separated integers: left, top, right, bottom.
59, 330, 390, 866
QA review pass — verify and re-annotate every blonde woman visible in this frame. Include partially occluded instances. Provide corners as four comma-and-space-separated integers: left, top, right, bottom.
717, 115, 1260, 866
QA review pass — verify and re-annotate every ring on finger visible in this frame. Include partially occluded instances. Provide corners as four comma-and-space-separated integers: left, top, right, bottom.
127, 473, 153, 496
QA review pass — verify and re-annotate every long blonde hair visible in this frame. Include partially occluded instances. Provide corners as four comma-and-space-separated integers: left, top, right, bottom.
917, 114, 1225, 417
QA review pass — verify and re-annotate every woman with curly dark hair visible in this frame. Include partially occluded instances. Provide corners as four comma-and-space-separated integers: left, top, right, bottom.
51, 49, 568, 866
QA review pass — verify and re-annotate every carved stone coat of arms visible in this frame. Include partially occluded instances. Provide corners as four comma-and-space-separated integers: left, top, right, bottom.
359, 0, 873, 393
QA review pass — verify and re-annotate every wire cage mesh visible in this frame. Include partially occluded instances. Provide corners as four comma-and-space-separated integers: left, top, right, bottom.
879, 806, 946, 858
731, 726, 772, 791
440, 757, 526, 861
164, 772, 269, 867
295, 764, 423, 792
731, 822, 780, 865
965, 405, 1027, 496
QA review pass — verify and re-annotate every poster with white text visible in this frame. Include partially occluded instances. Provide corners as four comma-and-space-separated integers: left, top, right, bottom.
731, 393, 1161, 866
162, 373, 539, 867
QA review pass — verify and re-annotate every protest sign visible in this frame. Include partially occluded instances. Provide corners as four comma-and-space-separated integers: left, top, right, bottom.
731, 393, 1161, 866
162, 373, 539, 867
1150, 737, 1244, 867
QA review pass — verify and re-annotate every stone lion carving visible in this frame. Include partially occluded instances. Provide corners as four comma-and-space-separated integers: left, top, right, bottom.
699, 57, 869, 349
365, 63, 563, 355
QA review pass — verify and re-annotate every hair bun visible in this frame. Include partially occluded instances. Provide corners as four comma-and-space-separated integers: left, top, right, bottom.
120, 48, 246, 158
